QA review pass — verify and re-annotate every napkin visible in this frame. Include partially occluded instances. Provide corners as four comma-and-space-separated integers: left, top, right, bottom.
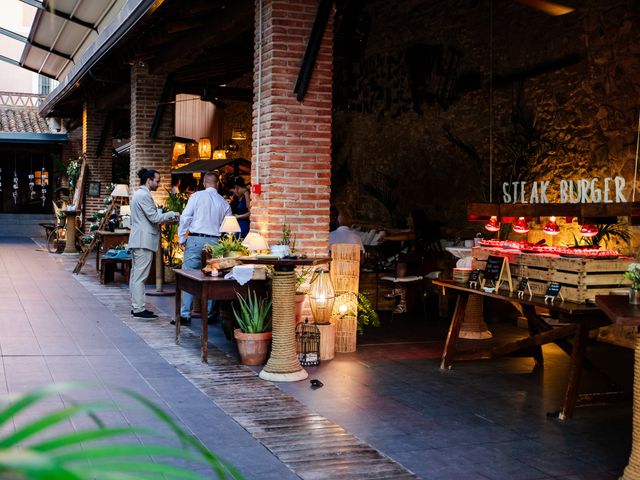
224, 265, 255, 285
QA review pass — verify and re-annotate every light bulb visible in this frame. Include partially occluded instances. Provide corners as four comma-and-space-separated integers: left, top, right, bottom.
543, 216, 560, 235
512, 217, 530, 234
484, 216, 500, 232
580, 224, 598, 238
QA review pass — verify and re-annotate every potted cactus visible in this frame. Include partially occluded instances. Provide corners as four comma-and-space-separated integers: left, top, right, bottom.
232, 290, 272, 365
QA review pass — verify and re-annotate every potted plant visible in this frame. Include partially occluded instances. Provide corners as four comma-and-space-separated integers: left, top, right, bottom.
205, 235, 249, 259
232, 290, 272, 365
295, 267, 313, 324
624, 263, 640, 305
161, 191, 188, 283
270, 221, 296, 257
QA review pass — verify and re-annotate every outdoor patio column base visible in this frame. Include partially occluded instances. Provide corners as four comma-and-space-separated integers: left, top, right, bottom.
259, 369, 308, 382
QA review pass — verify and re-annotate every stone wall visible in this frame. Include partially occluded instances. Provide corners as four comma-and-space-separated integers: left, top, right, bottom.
333, 0, 640, 241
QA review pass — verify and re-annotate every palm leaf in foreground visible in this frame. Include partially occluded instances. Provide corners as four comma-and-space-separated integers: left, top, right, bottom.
0, 382, 243, 480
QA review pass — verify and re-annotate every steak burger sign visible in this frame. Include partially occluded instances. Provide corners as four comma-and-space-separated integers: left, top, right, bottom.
502, 176, 627, 204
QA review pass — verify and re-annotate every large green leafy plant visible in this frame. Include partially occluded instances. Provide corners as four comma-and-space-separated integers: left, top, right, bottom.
162, 191, 189, 267
232, 290, 272, 334
205, 236, 249, 258
0, 382, 241, 480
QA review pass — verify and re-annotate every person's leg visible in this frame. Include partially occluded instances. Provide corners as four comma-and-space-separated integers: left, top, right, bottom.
130, 248, 154, 313
180, 236, 207, 318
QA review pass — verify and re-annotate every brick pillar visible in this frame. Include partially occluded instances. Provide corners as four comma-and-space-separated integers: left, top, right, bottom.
82, 101, 111, 226
251, 0, 333, 256
130, 63, 174, 205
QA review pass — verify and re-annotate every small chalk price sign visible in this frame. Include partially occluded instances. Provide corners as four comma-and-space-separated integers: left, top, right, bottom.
469, 269, 481, 288
544, 282, 563, 303
517, 277, 531, 298
483, 255, 505, 281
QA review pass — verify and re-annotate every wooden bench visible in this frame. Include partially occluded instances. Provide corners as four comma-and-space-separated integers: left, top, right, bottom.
100, 257, 131, 284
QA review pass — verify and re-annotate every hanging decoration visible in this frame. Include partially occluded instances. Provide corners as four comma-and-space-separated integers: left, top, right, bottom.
40, 166, 48, 206
28, 156, 35, 199
12, 170, 18, 204
580, 224, 598, 238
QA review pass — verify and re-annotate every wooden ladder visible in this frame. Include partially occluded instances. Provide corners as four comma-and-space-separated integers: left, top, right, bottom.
73, 198, 120, 274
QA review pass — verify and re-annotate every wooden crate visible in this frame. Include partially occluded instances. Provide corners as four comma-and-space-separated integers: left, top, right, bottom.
472, 247, 632, 303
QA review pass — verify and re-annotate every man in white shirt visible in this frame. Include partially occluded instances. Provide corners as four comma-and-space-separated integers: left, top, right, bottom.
176, 172, 232, 324
329, 212, 364, 252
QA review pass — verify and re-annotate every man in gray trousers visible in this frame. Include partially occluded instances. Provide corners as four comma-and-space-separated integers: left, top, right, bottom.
129, 168, 179, 318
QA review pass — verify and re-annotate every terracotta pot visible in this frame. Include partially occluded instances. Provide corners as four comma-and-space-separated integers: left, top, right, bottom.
233, 329, 272, 365
295, 293, 306, 324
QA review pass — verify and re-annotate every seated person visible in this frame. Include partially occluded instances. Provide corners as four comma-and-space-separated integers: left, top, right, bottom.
329, 212, 364, 252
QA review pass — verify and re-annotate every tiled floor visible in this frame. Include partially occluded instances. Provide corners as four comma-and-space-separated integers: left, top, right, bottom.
3, 236, 634, 479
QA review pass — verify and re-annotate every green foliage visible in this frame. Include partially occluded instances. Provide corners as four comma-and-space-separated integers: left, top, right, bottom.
205, 235, 249, 258
232, 290, 272, 334
295, 267, 313, 294
624, 263, 640, 289
65, 157, 82, 191
570, 223, 632, 248
356, 292, 381, 335
162, 192, 189, 267
0, 382, 242, 480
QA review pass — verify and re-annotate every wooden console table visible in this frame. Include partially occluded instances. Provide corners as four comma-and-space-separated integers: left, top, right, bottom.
435, 279, 614, 419
95, 230, 130, 270
174, 269, 267, 363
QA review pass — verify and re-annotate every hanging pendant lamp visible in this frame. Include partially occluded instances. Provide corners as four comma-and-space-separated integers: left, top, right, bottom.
543, 216, 560, 235
512, 217, 529, 234
580, 224, 599, 238
484, 216, 500, 232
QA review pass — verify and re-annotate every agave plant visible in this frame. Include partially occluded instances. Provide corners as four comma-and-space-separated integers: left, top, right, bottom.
232, 290, 272, 334
0, 382, 242, 480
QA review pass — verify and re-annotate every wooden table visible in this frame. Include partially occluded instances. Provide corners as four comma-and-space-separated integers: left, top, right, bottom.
435, 280, 613, 419
238, 256, 331, 382
95, 230, 130, 271
595, 295, 640, 480
174, 269, 267, 362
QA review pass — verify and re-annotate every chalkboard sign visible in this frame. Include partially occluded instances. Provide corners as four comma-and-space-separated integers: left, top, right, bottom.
517, 277, 529, 292
469, 269, 481, 283
483, 255, 505, 281
545, 282, 561, 297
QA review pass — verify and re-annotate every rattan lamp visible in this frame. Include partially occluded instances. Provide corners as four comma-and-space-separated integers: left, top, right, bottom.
309, 269, 335, 324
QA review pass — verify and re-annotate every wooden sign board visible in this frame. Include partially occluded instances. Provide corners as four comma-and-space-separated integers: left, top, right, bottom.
544, 282, 563, 303
517, 277, 532, 299
481, 255, 513, 292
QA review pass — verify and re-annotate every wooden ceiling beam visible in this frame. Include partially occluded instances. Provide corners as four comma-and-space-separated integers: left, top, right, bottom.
148, 0, 253, 75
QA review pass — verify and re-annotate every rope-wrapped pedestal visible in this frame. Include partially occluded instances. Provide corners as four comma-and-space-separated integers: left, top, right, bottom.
459, 294, 492, 340
260, 271, 308, 382
621, 334, 640, 479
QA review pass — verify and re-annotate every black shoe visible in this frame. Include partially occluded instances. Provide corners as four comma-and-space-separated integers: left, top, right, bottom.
170, 316, 191, 325
132, 310, 158, 319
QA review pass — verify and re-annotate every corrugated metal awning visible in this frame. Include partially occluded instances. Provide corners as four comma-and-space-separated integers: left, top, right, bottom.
0, 0, 123, 80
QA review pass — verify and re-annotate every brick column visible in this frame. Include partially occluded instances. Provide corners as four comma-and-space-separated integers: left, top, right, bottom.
82, 101, 111, 226
251, 0, 334, 256
130, 63, 174, 205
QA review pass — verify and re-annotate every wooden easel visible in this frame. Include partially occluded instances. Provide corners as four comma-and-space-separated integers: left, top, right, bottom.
481, 256, 513, 292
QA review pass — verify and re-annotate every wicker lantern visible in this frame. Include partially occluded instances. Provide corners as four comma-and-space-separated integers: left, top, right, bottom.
296, 319, 320, 366
309, 269, 335, 324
